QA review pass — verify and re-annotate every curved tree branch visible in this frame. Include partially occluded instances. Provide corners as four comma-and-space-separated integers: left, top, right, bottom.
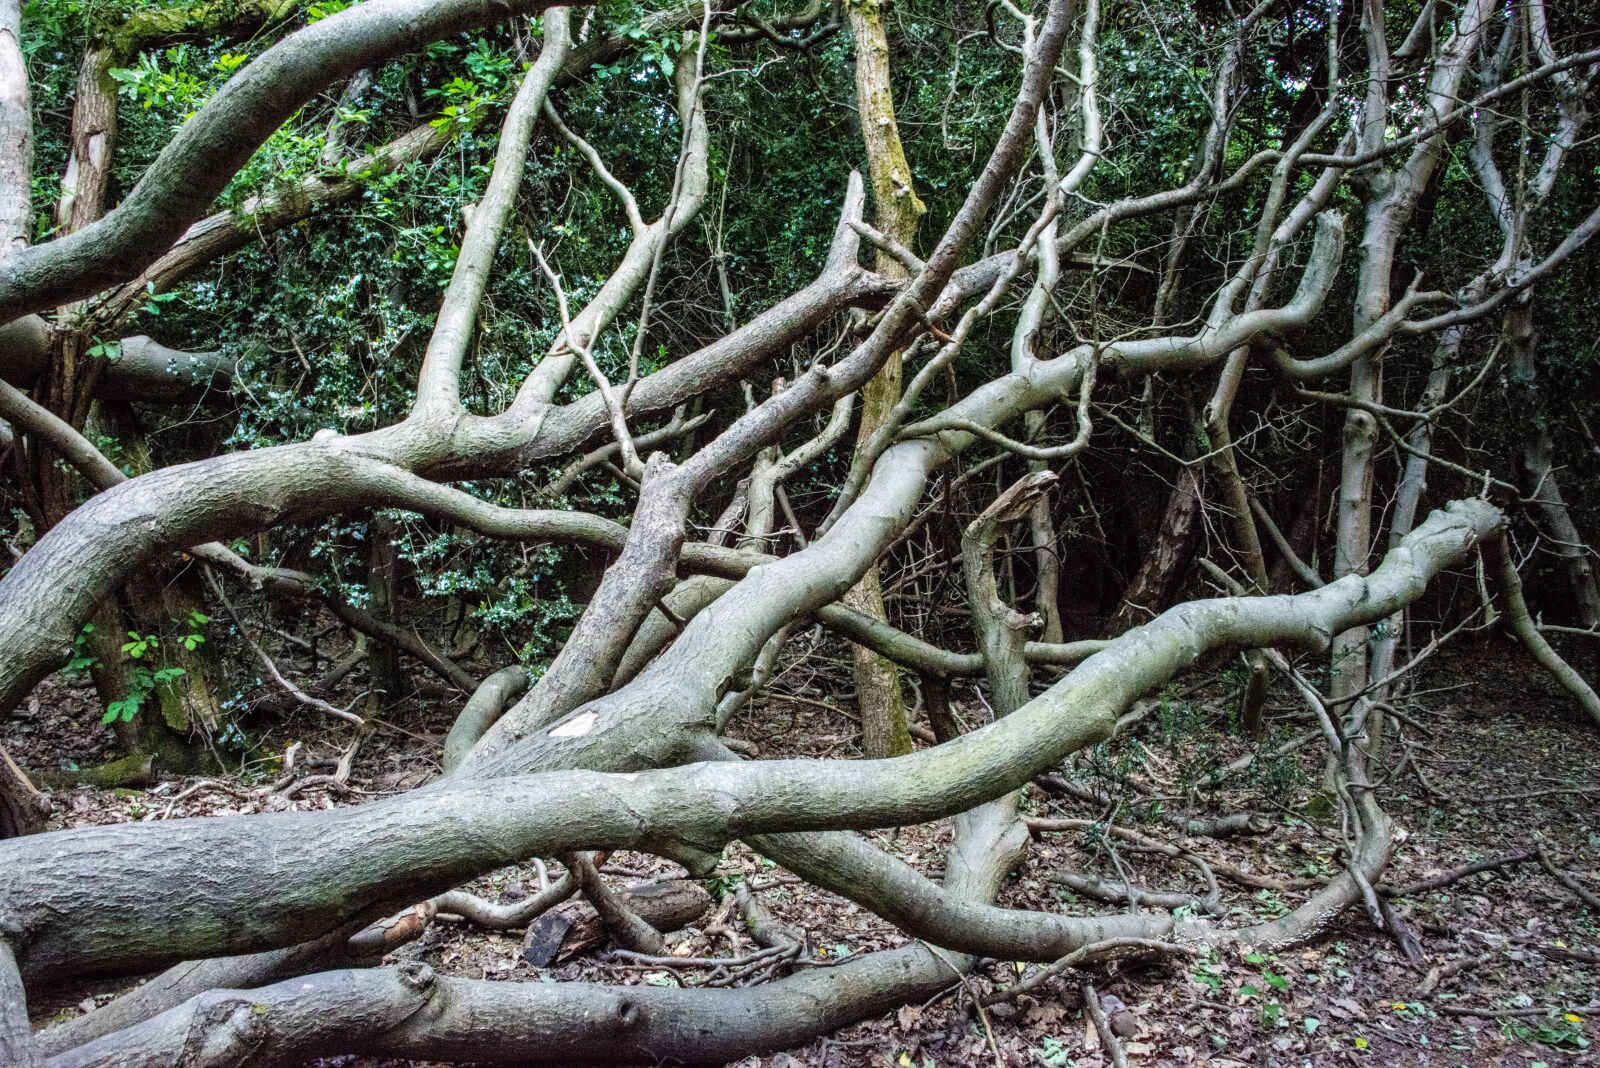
0, 0, 580, 322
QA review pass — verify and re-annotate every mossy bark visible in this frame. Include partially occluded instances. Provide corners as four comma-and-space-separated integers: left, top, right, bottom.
843, 0, 924, 758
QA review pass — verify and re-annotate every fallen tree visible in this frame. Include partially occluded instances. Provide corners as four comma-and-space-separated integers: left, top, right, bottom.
2, 0, 1599, 1063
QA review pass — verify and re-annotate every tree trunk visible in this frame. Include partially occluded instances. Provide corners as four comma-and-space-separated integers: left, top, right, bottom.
1112, 468, 1200, 634
0, 744, 49, 840
366, 513, 406, 709
1506, 302, 1600, 628
840, 0, 924, 757
1203, 350, 1272, 735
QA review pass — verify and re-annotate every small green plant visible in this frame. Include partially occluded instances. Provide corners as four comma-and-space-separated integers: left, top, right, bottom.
121, 630, 159, 661
103, 664, 186, 724
706, 872, 745, 898
1192, 944, 1226, 992
137, 284, 181, 320
66, 623, 99, 675
100, 613, 208, 724
1237, 952, 1292, 1029
177, 611, 210, 651
1031, 1036, 1073, 1067
426, 76, 493, 132
1502, 1010, 1588, 1051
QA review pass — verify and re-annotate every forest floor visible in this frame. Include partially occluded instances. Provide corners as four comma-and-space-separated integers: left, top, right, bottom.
10, 632, 1600, 1067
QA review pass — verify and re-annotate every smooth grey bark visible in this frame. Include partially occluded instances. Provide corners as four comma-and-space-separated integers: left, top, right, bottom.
0, 0, 28, 260
1487, 536, 1600, 728
0, 497, 1502, 983
462, 212, 1345, 783
0, 210, 887, 721
0, 53, 1341, 728
468, 0, 1080, 761
453, 49, 715, 736
49, 799, 1025, 1068
52, 962, 984, 1067
0, 941, 35, 1067
34, 927, 378, 1057
412, 7, 570, 418
12, 12, 1600, 1061
441, 667, 529, 773
1329, 0, 1494, 704
964, 471, 1056, 716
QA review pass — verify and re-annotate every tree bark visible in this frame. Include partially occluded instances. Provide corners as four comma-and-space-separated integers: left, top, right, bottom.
841, 0, 924, 758
0, 744, 49, 840
1505, 302, 1600, 627
365, 512, 406, 709
0, 0, 29, 259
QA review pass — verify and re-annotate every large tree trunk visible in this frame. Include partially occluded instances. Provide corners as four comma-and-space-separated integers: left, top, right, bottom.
1112, 466, 1202, 632
0, 744, 49, 840
840, 0, 923, 758
1505, 302, 1600, 627
1330, 0, 1492, 705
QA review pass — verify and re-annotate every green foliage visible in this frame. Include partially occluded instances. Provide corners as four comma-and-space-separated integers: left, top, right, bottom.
98, 612, 209, 723
109, 45, 214, 110
425, 75, 494, 132
120, 630, 159, 660
66, 623, 99, 676
1031, 1036, 1073, 1067
103, 663, 186, 724
17, 0, 1597, 748
1502, 1011, 1589, 1052
1236, 951, 1291, 1030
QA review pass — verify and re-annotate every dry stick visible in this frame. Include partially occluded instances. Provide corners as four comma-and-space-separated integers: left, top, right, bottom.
620, 4, 712, 398
1536, 844, 1600, 912
1378, 896, 1426, 969
530, 243, 644, 478
540, 407, 710, 497
1535, 942, 1600, 966
156, 778, 252, 820
921, 942, 1004, 1068
1538, 623, 1600, 642
1250, 497, 1324, 588
1379, 850, 1536, 898
561, 852, 668, 954
276, 724, 371, 798
1440, 1001, 1600, 1019
1420, 951, 1496, 996
982, 937, 1193, 1004
206, 569, 366, 728
606, 944, 790, 971
433, 873, 578, 930
1026, 817, 1312, 893
1083, 981, 1131, 1068
1484, 537, 1600, 729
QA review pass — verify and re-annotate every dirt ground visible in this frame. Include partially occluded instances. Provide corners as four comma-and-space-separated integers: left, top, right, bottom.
11, 631, 1599, 1067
